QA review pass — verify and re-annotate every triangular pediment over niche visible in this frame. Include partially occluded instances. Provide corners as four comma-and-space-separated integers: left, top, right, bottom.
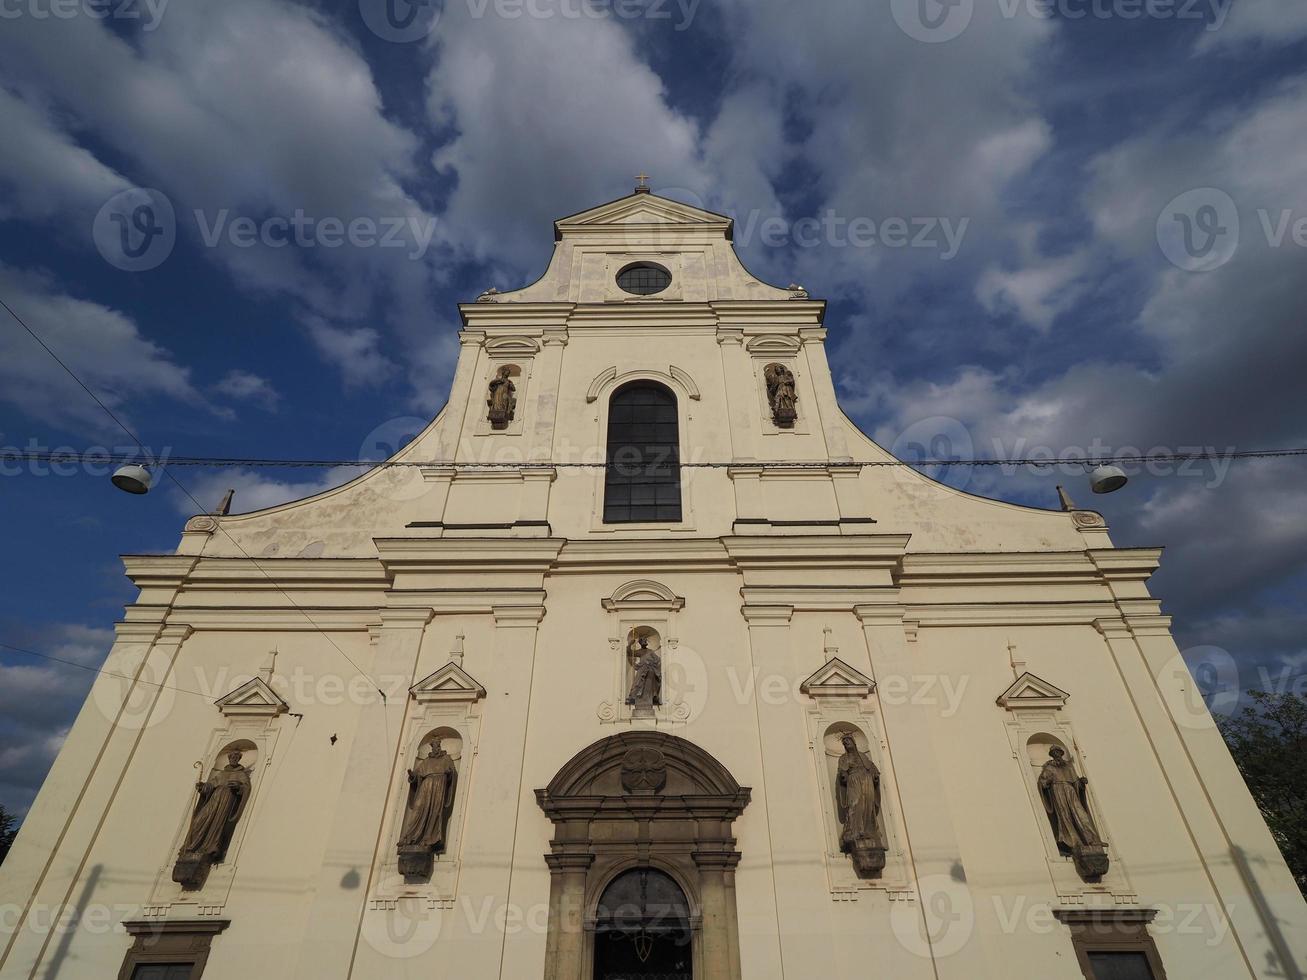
214, 677, 288, 718
410, 662, 486, 704
996, 672, 1070, 710
800, 657, 876, 699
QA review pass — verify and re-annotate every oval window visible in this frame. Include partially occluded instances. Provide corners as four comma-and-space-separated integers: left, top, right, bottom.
616, 262, 672, 296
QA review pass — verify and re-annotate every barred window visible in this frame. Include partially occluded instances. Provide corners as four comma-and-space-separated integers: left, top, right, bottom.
603, 382, 681, 523
616, 262, 672, 296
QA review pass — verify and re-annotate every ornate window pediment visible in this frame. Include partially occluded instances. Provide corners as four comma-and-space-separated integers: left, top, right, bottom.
214, 677, 288, 718
801, 657, 876, 699
602, 579, 685, 612
410, 663, 486, 704
996, 672, 1070, 711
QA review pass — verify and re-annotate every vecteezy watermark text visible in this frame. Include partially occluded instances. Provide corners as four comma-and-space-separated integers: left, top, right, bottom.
0, 0, 169, 29
359, 0, 701, 42
892, 0, 1230, 43
94, 187, 436, 271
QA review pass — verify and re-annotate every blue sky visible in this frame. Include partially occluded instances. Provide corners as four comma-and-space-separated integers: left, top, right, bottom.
1, 0, 1305, 816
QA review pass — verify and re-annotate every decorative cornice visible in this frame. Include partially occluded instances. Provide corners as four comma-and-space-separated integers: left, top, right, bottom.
996, 671, 1070, 711
123, 919, 232, 936
1052, 908, 1158, 926
801, 657, 876, 699
215, 676, 289, 718
411, 662, 486, 704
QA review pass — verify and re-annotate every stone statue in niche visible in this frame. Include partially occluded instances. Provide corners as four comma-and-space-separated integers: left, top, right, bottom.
625, 634, 662, 711
764, 363, 798, 427
1038, 746, 1109, 881
172, 750, 251, 889
486, 365, 517, 429
397, 741, 458, 878
836, 733, 887, 878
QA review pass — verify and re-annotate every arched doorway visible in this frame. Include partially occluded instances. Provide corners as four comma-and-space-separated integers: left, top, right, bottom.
536, 732, 751, 980
593, 868, 693, 979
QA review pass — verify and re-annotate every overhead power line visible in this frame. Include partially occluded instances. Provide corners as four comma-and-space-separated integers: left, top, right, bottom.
3, 448, 1306, 469
2, 293, 387, 704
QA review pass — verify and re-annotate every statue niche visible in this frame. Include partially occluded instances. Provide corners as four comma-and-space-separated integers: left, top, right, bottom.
763, 363, 798, 428
625, 628, 662, 714
1037, 744, 1109, 881
832, 728, 887, 878
486, 364, 518, 429
397, 731, 460, 879
172, 744, 254, 890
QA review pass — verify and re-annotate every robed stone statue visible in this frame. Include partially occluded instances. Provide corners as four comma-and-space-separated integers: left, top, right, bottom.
764, 363, 798, 428
625, 635, 662, 710
172, 750, 251, 889
486, 366, 517, 429
836, 733, 887, 878
1038, 746, 1109, 880
397, 741, 457, 878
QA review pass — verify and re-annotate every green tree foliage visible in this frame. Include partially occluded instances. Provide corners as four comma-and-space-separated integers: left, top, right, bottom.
1219, 690, 1307, 897
0, 804, 16, 866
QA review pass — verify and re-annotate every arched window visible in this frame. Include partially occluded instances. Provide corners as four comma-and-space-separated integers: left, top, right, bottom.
604, 381, 681, 523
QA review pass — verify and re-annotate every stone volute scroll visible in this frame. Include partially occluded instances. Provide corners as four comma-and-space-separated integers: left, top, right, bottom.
763, 362, 798, 428
172, 746, 253, 890
836, 732, 887, 878
397, 738, 458, 879
1039, 746, 1109, 881
486, 364, 518, 429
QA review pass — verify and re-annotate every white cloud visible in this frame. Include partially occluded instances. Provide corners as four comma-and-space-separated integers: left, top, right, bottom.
0, 264, 205, 434
426, 0, 709, 269
304, 316, 395, 389
171, 466, 353, 518
0, 0, 448, 386
0, 85, 128, 223
214, 370, 280, 411
1196, 0, 1307, 50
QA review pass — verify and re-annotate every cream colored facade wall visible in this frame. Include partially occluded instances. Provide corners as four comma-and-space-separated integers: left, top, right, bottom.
2, 193, 1304, 980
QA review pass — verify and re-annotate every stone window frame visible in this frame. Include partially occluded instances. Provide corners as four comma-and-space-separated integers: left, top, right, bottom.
117, 919, 229, 980
1054, 908, 1169, 980
586, 368, 699, 533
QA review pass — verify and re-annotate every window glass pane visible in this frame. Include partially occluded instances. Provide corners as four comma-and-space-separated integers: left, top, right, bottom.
131, 966, 194, 980
1086, 951, 1156, 980
603, 382, 682, 523
616, 263, 672, 296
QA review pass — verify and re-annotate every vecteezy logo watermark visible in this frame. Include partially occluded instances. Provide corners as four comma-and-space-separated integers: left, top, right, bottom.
360, 0, 700, 42
1156, 188, 1240, 272
93, 187, 176, 272
1158, 188, 1307, 272
358, 0, 443, 42
1159, 645, 1240, 729
94, 188, 438, 270
890, 416, 976, 491
891, 0, 975, 43
0, 0, 169, 29
892, 0, 1230, 42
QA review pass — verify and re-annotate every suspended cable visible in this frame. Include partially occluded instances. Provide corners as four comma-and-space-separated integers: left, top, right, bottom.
2, 294, 387, 703
2, 448, 1305, 469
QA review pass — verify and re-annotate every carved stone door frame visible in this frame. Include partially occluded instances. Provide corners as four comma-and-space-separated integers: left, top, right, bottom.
535, 732, 751, 980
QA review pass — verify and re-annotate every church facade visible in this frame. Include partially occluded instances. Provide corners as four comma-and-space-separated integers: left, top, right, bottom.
2, 188, 1304, 980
